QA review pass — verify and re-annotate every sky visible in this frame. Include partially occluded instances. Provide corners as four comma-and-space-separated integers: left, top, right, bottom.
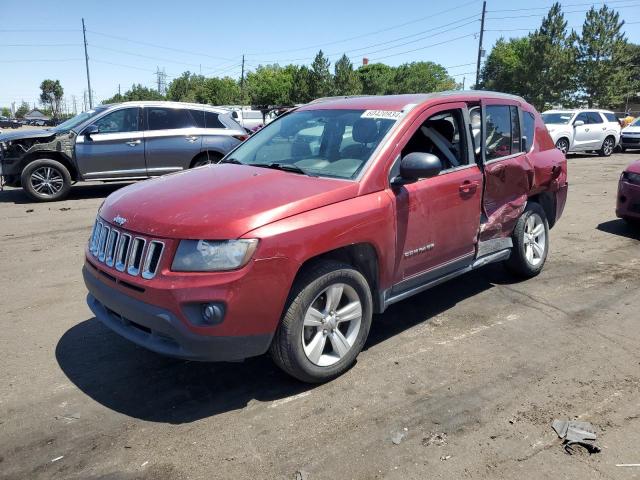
1, 0, 639, 112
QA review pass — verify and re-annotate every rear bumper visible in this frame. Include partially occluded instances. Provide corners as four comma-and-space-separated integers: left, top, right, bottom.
83, 265, 273, 361
616, 179, 640, 220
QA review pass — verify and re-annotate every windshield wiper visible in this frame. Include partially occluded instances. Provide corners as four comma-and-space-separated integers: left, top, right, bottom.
251, 163, 314, 176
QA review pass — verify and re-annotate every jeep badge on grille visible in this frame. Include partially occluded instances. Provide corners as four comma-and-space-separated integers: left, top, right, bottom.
113, 215, 127, 226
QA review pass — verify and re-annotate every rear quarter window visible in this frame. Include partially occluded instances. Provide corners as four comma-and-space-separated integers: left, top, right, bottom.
522, 111, 535, 152
189, 110, 226, 129
604, 112, 618, 123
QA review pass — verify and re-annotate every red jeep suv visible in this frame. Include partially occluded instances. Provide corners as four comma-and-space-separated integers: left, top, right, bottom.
83, 92, 568, 383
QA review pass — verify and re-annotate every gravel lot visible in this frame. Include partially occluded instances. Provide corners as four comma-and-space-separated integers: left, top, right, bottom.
1, 152, 639, 480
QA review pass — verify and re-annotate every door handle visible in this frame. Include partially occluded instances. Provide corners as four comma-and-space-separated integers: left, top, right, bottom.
126, 140, 141, 147
585, 128, 590, 132
185, 135, 199, 143
459, 180, 479, 194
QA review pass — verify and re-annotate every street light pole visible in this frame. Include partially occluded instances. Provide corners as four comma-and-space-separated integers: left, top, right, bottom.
82, 18, 93, 109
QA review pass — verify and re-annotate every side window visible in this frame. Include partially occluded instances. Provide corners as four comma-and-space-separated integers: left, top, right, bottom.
189, 110, 225, 129
574, 112, 589, 125
587, 112, 603, 124
485, 105, 512, 160
510, 106, 521, 154
522, 111, 535, 152
402, 109, 468, 170
93, 108, 139, 133
604, 112, 618, 123
147, 108, 194, 131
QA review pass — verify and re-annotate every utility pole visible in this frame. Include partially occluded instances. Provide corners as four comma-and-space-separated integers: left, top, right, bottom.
240, 54, 245, 101
72, 95, 77, 114
118, 84, 121, 97
462, 77, 466, 90
475, 1, 486, 89
82, 18, 93, 109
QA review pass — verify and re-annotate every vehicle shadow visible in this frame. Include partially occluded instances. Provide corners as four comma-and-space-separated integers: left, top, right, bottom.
596, 219, 640, 240
56, 266, 504, 424
0, 183, 132, 204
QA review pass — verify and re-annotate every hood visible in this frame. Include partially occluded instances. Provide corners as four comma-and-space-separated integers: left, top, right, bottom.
100, 164, 359, 239
622, 125, 640, 134
0, 129, 56, 142
626, 160, 640, 175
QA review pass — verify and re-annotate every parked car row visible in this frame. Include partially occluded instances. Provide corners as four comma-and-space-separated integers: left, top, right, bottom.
0, 116, 21, 129
0, 101, 247, 201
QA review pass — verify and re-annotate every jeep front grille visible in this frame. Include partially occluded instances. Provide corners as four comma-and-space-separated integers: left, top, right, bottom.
89, 219, 164, 279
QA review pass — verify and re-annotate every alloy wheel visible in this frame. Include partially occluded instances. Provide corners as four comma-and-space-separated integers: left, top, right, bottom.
523, 213, 546, 267
556, 139, 569, 154
30, 166, 64, 197
603, 138, 614, 156
301, 283, 362, 367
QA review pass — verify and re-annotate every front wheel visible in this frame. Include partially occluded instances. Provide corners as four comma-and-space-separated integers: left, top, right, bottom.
270, 261, 373, 383
20, 159, 71, 202
555, 138, 570, 154
505, 203, 549, 278
599, 136, 615, 157
191, 153, 222, 168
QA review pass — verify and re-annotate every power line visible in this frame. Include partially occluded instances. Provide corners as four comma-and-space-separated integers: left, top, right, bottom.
372, 33, 478, 61
486, 0, 640, 12
0, 58, 82, 62
486, 3, 640, 20
89, 44, 223, 70
4, 43, 78, 47
244, 0, 481, 56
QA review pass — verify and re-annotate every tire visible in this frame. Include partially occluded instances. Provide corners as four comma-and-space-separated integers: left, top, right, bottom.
555, 138, 570, 154
20, 159, 71, 202
504, 202, 549, 278
191, 152, 222, 168
270, 260, 373, 383
598, 136, 615, 157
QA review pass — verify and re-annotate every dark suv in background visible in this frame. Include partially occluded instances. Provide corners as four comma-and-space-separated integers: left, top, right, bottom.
0, 101, 247, 201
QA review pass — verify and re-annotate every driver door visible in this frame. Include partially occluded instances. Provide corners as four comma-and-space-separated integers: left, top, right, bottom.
390, 102, 483, 289
75, 107, 146, 178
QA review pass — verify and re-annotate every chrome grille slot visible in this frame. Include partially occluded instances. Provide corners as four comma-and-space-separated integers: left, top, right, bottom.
142, 241, 164, 279
115, 234, 131, 272
105, 229, 120, 267
97, 225, 110, 262
127, 237, 146, 276
91, 221, 103, 255
89, 220, 100, 252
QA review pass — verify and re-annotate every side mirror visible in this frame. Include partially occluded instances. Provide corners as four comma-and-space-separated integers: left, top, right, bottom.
573, 120, 585, 127
84, 124, 99, 138
392, 152, 442, 185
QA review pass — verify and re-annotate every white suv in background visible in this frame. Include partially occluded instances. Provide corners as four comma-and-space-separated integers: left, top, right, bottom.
542, 109, 621, 156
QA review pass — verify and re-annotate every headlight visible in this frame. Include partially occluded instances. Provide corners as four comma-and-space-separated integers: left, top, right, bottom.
172, 239, 258, 272
623, 171, 640, 185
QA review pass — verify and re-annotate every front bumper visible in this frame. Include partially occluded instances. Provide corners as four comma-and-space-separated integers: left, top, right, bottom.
621, 136, 640, 149
83, 265, 274, 361
616, 179, 640, 220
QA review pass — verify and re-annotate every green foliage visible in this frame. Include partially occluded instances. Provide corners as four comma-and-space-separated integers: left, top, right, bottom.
166, 71, 205, 102
358, 63, 395, 95
1, 107, 11, 117
334, 55, 361, 96
390, 62, 458, 94
577, 5, 629, 108
245, 64, 294, 105
15, 101, 30, 118
310, 50, 333, 98
201, 76, 241, 105
290, 65, 313, 104
39, 79, 64, 119
480, 37, 530, 94
103, 84, 164, 104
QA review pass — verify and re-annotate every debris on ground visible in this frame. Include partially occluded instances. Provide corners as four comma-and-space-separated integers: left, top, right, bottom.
616, 464, 640, 467
391, 428, 408, 445
294, 470, 309, 480
26, 209, 34, 213
51, 456, 63, 462
440, 455, 452, 461
552, 419, 601, 454
422, 432, 447, 447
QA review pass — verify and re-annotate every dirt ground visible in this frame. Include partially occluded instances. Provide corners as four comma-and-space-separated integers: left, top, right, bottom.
1, 152, 639, 480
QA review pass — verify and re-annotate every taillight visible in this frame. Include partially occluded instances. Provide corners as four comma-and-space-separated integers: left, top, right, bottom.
233, 134, 248, 142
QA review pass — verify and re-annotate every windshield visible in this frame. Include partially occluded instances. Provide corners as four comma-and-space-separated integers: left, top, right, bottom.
225, 109, 398, 179
632, 117, 640, 127
54, 107, 107, 132
541, 112, 574, 125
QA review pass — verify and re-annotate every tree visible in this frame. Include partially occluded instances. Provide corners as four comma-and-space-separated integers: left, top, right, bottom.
200, 76, 241, 105
333, 55, 361, 96
390, 61, 458, 94
39, 79, 64, 119
290, 65, 313, 103
103, 84, 164, 104
480, 37, 530, 94
577, 5, 629, 108
357, 63, 395, 95
309, 50, 333, 99
166, 71, 205, 102
1, 107, 10, 117
245, 65, 293, 105
15, 101, 30, 118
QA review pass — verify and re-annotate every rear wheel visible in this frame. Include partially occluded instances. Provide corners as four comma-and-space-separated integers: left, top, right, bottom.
270, 261, 373, 383
20, 159, 71, 202
555, 138, 570, 154
505, 203, 549, 278
599, 136, 615, 157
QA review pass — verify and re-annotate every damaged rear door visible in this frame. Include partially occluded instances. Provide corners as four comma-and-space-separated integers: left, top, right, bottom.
478, 100, 534, 241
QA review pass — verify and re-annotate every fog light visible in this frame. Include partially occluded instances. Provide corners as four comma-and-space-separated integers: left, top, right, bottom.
202, 303, 224, 324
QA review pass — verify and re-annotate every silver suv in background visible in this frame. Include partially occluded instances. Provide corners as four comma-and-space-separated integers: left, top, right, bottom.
0, 101, 247, 201
541, 109, 621, 156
